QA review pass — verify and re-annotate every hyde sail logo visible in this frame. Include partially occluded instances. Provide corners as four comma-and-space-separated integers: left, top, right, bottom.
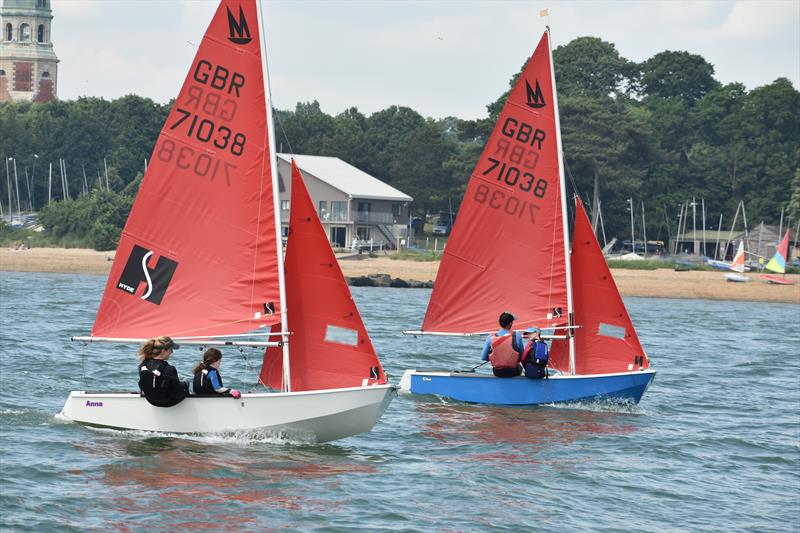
116, 245, 178, 305
226, 6, 252, 45
525, 79, 546, 109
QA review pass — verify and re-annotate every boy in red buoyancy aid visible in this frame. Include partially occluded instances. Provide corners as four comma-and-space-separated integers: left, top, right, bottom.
480, 312, 523, 377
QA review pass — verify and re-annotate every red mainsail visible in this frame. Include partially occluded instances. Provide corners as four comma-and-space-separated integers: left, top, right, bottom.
92, 0, 282, 338
259, 161, 386, 392
549, 200, 648, 375
422, 31, 567, 333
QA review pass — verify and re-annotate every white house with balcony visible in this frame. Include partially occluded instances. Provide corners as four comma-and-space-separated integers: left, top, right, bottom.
276, 154, 413, 249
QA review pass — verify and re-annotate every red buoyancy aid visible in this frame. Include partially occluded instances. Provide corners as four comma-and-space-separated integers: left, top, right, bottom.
489, 333, 520, 369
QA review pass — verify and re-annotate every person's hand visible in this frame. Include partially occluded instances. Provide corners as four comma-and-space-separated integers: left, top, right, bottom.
230, 389, 241, 399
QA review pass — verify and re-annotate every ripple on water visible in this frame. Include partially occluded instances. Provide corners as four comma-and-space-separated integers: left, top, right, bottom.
1, 274, 798, 531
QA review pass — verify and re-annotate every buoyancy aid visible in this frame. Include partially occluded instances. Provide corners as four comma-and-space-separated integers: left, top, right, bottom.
139, 359, 186, 407
489, 333, 521, 369
193, 367, 225, 395
139, 360, 168, 398
522, 340, 549, 366
522, 340, 549, 379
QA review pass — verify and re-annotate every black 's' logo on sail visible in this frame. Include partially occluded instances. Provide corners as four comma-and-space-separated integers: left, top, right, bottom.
116, 245, 178, 305
525, 79, 546, 109
226, 6, 252, 44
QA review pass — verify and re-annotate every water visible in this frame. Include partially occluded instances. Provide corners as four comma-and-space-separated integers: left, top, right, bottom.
1, 271, 798, 532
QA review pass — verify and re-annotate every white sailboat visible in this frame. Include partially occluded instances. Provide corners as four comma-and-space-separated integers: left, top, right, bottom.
57, 0, 395, 443
724, 241, 750, 282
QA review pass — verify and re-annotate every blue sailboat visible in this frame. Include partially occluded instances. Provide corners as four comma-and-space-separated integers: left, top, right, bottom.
400, 29, 655, 405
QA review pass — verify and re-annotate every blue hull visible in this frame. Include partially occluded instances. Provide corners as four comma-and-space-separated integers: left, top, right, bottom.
402, 369, 655, 405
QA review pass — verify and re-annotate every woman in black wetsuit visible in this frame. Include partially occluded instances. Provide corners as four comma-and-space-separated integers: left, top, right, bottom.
137, 336, 189, 407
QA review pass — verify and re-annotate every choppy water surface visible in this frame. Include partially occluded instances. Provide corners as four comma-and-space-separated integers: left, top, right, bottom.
1, 271, 798, 532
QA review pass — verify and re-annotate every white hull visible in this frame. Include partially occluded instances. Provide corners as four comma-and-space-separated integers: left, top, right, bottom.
57, 385, 396, 443
725, 273, 750, 283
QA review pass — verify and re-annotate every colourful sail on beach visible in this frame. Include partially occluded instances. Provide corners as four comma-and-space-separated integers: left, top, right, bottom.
422, 31, 567, 334
92, 0, 281, 338
730, 241, 746, 273
765, 230, 790, 274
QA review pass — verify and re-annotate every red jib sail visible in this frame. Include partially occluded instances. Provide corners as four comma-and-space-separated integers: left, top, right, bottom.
259, 161, 386, 392
422, 31, 567, 333
549, 200, 648, 375
92, 0, 282, 338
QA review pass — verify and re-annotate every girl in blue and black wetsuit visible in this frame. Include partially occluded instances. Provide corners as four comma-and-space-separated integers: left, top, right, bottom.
192, 348, 241, 399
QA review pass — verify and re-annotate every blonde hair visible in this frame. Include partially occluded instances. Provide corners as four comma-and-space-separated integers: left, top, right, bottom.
193, 348, 222, 375
137, 336, 174, 365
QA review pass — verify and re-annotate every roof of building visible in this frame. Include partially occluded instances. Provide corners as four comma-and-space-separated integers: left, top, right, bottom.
278, 153, 413, 202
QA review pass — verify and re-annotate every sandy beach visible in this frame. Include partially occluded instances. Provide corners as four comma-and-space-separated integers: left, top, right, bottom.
1, 247, 798, 304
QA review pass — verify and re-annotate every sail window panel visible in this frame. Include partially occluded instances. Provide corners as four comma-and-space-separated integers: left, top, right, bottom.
281, 200, 290, 211
598, 323, 626, 340
325, 325, 358, 346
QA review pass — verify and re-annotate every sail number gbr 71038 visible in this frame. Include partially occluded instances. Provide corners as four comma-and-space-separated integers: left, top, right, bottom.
169, 108, 246, 156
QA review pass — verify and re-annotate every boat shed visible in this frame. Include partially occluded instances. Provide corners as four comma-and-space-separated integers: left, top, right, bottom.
276, 154, 413, 250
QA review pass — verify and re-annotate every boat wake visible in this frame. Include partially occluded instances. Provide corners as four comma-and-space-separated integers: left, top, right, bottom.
85, 425, 320, 446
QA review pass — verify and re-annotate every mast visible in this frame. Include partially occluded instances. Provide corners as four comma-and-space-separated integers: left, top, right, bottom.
641, 200, 647, 258
546, 28, 575, 375
256, 0, 291, 392
628, 197, 635, 254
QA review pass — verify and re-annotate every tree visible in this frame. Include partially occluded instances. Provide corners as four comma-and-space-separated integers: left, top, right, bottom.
639, 51, 719, 105
553, 37, 631, 98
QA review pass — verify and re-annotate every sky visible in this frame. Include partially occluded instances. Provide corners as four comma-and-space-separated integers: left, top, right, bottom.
51, 0, 800, 120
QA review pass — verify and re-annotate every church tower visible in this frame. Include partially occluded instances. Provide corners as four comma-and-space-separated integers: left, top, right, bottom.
0, 0, 59, 102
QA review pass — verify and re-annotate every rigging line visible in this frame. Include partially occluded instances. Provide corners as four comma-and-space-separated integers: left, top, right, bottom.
272, 109, 295, 158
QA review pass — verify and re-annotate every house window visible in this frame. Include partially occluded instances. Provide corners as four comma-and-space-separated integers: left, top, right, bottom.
318, 200, 328, 220
41, 71, 50, 78
5, 23, 12, 42
281, 200, 290, 211
356, 227, 371, 241
357, 201, 371, 214
37, 24, 45, 43
20, 24, 31, 42
330, 201, 347, 221
392, 204, 402, 217
0, 70, 5, 77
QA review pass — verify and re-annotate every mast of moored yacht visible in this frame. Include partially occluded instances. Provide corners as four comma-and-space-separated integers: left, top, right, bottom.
546, 27, 576, 375
257, 0, 291, 392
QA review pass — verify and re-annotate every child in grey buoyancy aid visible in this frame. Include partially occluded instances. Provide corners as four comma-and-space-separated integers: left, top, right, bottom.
192, 348, 241, 399
521, 327, 549, 379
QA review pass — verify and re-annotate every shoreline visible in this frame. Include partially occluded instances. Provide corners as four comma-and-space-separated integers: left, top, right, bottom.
1, 247, 798, 304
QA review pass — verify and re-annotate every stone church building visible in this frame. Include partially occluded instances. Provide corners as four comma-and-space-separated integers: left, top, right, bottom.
0, 0, 58, 102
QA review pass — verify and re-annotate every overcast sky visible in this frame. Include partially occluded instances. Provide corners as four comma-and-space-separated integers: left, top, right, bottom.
52, 0, 799, 120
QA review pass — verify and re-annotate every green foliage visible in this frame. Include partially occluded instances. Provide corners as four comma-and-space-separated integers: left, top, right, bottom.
38, 189, 132, 250
2, 39, 797, 251
639, 51, 719, 105
554, 37, 632, 98
391, 250, 443, 262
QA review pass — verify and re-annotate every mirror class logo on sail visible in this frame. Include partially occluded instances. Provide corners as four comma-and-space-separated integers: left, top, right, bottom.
116, 245, 178, 305
155, 5, 252, 186
475, 77, 550, 226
